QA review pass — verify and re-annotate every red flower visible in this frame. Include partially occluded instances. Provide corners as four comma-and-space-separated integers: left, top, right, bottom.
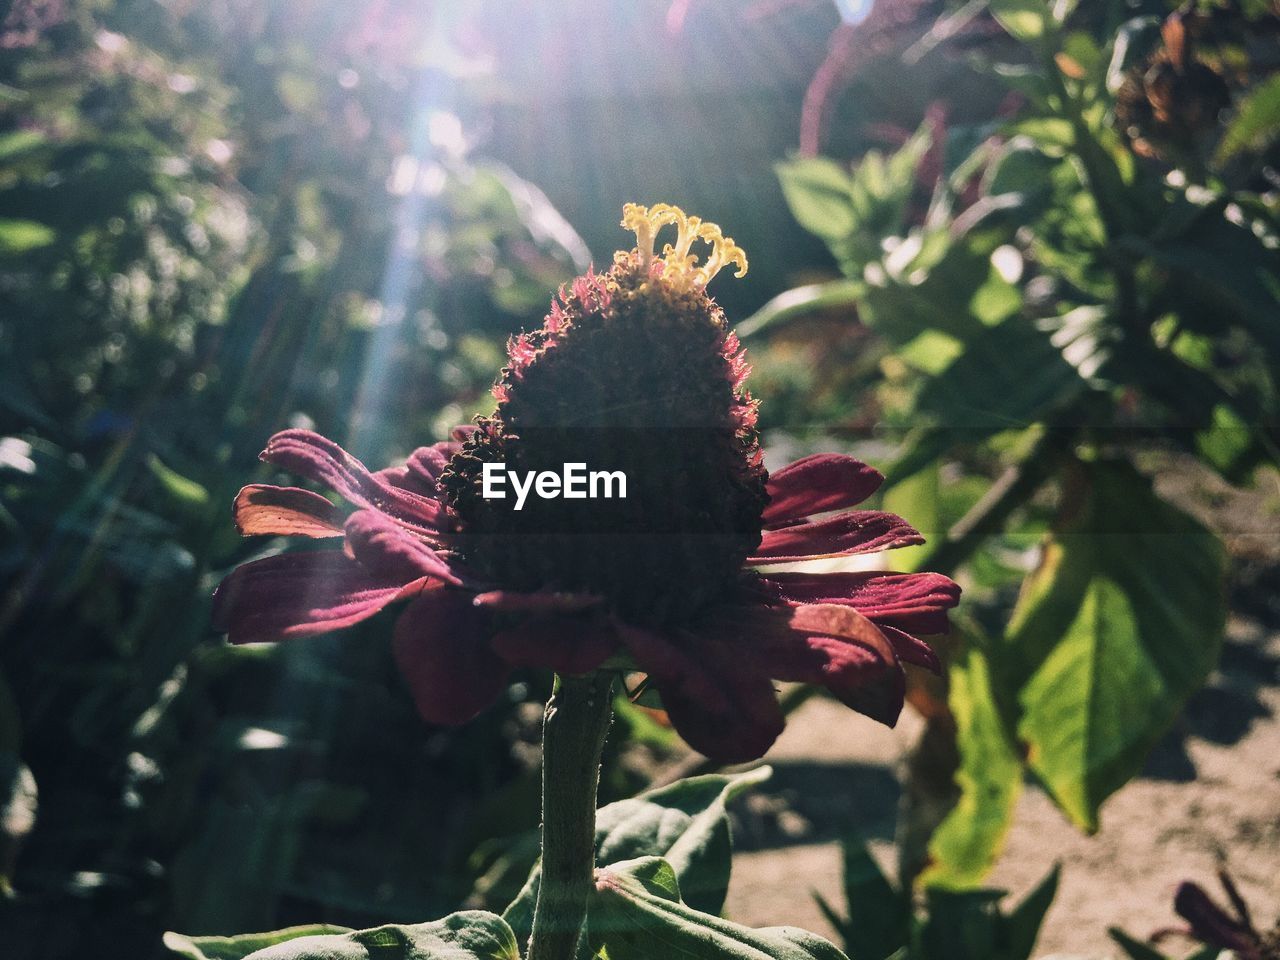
213, 204, 959, 763
1166, 871, 1280, 960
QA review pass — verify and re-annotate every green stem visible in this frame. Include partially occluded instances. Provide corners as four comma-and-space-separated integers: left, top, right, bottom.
917, 427, 1068, 578
895, 428, 1069, 887
526, 672, 616, 960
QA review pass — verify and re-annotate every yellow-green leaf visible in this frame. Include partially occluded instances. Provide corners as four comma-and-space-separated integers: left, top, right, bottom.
994, 460, 1226, 831
920, 643, 1022, 889
0, 218, 55, 254
989, 0, 1050, 43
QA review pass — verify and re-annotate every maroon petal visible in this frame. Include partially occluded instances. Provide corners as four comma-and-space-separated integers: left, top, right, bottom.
233, 484, 344, 538
260, 430, 446, 532
709, 603, 906, 726
748, 510, 923, 563
878, 624, 941, 673
764, 571, 960, 635
763, 454, 884, 528
472, 590, 603, 613
392, 588, 509, 725
212, 552, 427, 644
344, 509, 464, 586
376, 440, 460, 499
1174, 882, 1259, 954
617, 623, 784, 763
491, 617, 617, 675
834, 656, 906, 727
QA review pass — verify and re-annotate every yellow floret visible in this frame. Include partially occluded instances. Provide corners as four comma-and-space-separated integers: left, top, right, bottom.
620, 202, 748, 289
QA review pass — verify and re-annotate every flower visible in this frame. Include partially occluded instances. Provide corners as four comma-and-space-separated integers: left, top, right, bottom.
213, 203, 959, 763
1115, 9, 1231, 164
1163, 870, 1280, 960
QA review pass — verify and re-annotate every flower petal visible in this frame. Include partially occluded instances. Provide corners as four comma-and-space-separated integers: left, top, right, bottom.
344, 509, 464, 586
233, 484, 345, 538
260, 430, 446, 532
835, 656, 905, 727
491, 617, 616, 675
472, 590, 603, 613
392, 588, 509, 725
616, 623, 784, 763
748, 510, 923, 563
376, 440, 460, 498
212, 552, 427, 644
877, 624, 941, 673
1174, 882, 1258, 954
763, 570, 960, 635
706, 603, 906, 726
763, 454, 883, 528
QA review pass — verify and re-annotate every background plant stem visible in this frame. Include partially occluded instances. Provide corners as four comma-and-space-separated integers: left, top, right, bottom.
526, 672, 616, 960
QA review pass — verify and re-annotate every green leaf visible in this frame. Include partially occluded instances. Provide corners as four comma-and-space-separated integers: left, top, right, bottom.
1105, 17, 1161, 94
882, 464, 940, 572
737, 279, 863, 338
882, 427, 964, 490
984, 143, 1060, 222
920, 645, 1022, 890
0, 218, 55, 254
911, 318, 1090, 435
1059, 32, 1103, 81
776, 157, 859, 241
1106, 927, 1175, 960
0, 752, 37, 896
855, 167, 1035, 346
162, 926, 355, 960
1003, 864, 1059, 960
589, 857, 850, 960
1106, 935, 1223, 960
167, 913, 520, 960
1005, 118, 1075, 151
1195, 404, 1255, 482
834, 838, 911, 960
600, 766, 771, 915
988, 0, 1050, 43
1141, 205, 1280, 360
994, 460, 1226, 831
148, 453, 211, 508
0, 129, 46, 163
850, 128, 932, 235
896, 330, 964, 375
777, 126, 932, 275
1216, 73, 1280, 163
969, 268, 1022, 328
918, 864, 1056, 960
919, 887, 1006, 960
503, 768, 772, 942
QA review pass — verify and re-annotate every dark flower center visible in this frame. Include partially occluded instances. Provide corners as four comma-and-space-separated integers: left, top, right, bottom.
441, 208, 768, 627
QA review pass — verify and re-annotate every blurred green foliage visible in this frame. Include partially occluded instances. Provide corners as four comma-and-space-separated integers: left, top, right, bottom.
815, 835, 1058, 960
0, 0, 667, 953
756, 0, 1279, 896
2, 0, 1277, 956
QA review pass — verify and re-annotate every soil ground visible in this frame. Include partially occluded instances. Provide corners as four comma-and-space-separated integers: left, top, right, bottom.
718, 613, 1280, 958
711, 455, 1280, 957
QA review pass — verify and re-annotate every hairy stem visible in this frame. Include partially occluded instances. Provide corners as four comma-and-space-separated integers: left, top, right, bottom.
527, 672, 615, 960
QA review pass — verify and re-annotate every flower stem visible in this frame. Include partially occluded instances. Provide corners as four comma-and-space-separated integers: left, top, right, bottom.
526, 671, 615, 960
